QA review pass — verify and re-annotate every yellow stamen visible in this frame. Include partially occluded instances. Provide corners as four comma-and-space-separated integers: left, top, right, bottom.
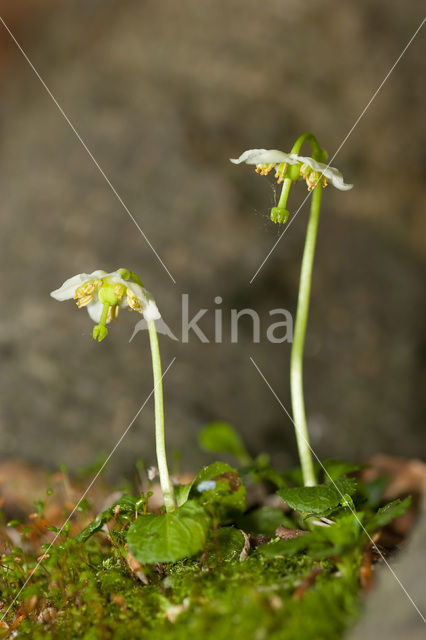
300, 163, 311, 178
127, 289, 142, 311
113, 284, 125, 301
255, 163, 275, 177
76, 294, 93, 308
74, 280, 101, 299
274, 162, 287, 184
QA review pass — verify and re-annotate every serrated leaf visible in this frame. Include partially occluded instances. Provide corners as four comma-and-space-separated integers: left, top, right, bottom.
332, 476, 358, 496
126, 501, 210, 563
278, 477, 358, 516
198, 422, 250, 464
278, 486, 339, 515
366, 497, 411, 533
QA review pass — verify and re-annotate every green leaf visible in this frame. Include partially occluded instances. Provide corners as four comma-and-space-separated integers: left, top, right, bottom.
366, 497, 411, 533
75, 510, 111, 543
332, 476, 358, 496
75, 493, 140, 543
257, 535, 310, 558
278, 477, 358, 516
174, 483, 193, 507
278, 485, 338, 515
257, 512, 366, 560
244, 454, 286, 489
174, 462, 234, 508
198, 422, 250, 463
360, 476, 389, 509
210, 527, 247, 561
322, 461, 362, 482
191, 462, 246, 522
288, 460, 361, 486
193, 461, 237, 486
126, 501, 210, 563
236, 507, 295, 537
111, 493, 138, 514
7, 520, 21, 528
174, 462, 246, 521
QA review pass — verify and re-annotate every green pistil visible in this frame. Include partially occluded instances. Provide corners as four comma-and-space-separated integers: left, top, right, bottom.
93, 303, 110, 342
271, 177, 291, 224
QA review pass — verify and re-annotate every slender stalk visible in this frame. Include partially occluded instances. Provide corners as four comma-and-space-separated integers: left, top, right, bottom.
290, 132, 323, 159
290, 184, 322, 487
147, 319, 175, 512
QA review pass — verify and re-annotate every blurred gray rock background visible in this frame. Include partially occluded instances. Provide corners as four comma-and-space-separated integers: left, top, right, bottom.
0, 0, 425, 479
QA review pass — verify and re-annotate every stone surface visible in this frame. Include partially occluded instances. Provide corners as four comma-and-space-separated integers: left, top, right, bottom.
0, 0, 425, 479
349, 488, 426, 640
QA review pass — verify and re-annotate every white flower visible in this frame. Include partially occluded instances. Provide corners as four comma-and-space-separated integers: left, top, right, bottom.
231, 148, 352, 191
51, 269, 160, 340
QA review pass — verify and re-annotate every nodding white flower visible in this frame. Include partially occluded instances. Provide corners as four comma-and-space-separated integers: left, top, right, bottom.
50, 269, 160, 341
231, 149, 352, 191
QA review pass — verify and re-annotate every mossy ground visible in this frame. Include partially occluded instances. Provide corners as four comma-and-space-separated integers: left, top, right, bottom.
0, 529, 361, 640
1, 453, 412, 639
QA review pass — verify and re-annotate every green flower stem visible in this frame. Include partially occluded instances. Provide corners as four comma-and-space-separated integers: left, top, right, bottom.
290, 184, 322, 487
147, 319, 175, 512
290, 132, 324, 160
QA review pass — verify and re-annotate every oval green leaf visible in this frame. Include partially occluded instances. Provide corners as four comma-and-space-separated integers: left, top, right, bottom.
278, 477, 357, 516
126, 501, 210, 564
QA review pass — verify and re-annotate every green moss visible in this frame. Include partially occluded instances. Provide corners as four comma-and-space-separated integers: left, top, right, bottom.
1, 465, 406, 638
0, 529, 361, 640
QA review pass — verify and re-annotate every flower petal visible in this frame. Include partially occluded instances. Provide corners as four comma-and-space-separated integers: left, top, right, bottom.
50, 273, 93, 301
86, 299, 105, 324
230, 149, 292, 166
143, 298, 161, 322
231, 148, 353, 191
296, 155, 353, 191
126, 281, 161, 321
50, 270, 109, 301
107, 272, 128, 287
